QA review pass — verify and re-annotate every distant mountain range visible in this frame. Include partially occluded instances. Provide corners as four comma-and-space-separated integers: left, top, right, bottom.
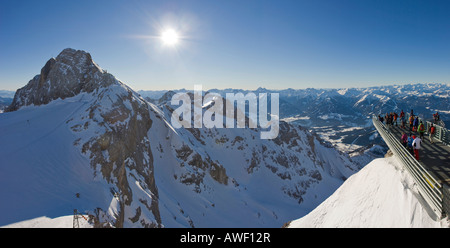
138, 82, 449, 159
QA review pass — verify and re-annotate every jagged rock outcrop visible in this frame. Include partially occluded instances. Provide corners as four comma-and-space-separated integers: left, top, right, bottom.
6, 48, 161, 227
6, 48, 114, 112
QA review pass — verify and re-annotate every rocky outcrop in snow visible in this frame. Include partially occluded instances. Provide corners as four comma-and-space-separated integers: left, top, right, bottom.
6, 48, 113, 112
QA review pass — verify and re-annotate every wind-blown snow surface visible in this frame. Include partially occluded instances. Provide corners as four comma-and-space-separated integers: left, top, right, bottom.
3, 215, 91, 228
288, 156, 449, 228
0, 94, 113, 226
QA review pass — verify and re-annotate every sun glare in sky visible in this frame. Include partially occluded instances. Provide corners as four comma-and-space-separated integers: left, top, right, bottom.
2, 1, 450, 91
160, 29, 179, 46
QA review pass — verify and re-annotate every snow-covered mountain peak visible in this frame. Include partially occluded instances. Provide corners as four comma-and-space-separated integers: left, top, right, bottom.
55, 48, 104, 74
1, 49, 362, 228
6, 48, 116, 112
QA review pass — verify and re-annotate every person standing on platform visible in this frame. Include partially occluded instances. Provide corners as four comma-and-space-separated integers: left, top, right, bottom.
412, 135, 422, 161
409, 115, 414, 132
401, 131, 408, 148
413, 117, 419, 132
418, 121, 425, 139
428, 123, 436, 144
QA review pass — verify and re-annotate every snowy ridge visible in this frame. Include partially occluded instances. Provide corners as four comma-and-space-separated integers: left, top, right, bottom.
287, 156, 449, 228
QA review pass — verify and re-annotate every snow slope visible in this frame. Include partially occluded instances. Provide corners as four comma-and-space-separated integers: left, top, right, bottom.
287, 156, 449, 228
3, 215, 92, 228
0, 94, 115, 226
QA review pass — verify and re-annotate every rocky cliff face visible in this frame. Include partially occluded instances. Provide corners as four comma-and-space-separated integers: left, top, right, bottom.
6, 48, 114, 112
6, 48, 161, 227
4, 48, 360, 227
73, 85, 160, 227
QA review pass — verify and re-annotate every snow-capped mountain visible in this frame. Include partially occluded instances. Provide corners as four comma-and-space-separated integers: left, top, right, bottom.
0, 48, 360, 227
0, 90, 14, 112
276, 84, 449, 160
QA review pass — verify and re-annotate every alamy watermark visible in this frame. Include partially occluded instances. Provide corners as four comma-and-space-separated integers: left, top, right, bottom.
170, 85, 279, 139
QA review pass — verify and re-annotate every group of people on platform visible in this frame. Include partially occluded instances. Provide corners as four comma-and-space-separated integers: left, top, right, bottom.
378, 109, 438, 162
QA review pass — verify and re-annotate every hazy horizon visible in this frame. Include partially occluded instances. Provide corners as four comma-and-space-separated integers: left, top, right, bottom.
1, 80, 449, 93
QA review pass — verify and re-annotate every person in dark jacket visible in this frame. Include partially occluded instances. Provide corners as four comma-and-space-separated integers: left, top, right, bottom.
413, 117, 419, 132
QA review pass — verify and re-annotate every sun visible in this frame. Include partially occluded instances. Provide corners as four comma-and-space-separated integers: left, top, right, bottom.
160, 29, 179, 46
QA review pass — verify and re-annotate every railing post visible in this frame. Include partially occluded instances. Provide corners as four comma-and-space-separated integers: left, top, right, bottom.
443, 184, 450, 217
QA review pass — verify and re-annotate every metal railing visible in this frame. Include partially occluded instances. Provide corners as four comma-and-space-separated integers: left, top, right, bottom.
372, 116, 445, 219
404, 113, 449, 146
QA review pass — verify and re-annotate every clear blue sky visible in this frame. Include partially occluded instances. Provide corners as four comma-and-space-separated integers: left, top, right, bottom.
1, 0, 450, 91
